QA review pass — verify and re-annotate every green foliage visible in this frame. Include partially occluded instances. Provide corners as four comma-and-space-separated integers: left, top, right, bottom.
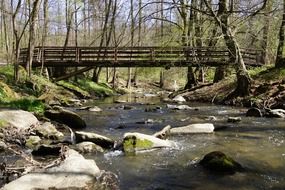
0, 98, 45, 115
248, 66, 271, 78
252, 67, 285, 81
204, 68, 216, 82
77, 79, 115, 97
0, 120, 8, 128
57, 80, 90, 98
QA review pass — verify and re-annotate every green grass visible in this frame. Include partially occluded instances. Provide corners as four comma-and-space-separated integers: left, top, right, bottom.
255, 67, 285, 81
57, 80, 90, 98
77, 79, 115, 97
0, 98, 45, 115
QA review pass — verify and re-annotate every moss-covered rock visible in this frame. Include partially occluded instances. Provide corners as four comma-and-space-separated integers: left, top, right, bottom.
25, 136, 42, 149
35, 122, 64, 140
0, 81, 18, 101
200, 151, 243, 174
123, 132, 174, 154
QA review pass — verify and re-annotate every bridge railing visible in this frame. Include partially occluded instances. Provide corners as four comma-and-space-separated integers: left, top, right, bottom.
19, 46, 262, 67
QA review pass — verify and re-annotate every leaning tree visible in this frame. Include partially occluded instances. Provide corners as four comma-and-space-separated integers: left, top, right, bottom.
276, 0, 285, 68
204, 0, 267, 97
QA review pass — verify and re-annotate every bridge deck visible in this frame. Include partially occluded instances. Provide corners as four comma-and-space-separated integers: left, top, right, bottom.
19, 46, 263, 67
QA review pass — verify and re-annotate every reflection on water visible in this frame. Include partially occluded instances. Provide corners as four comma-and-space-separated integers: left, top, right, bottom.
77, 94, 285, 190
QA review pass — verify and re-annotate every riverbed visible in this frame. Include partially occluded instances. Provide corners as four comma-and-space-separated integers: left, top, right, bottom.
75, 94, 285, 190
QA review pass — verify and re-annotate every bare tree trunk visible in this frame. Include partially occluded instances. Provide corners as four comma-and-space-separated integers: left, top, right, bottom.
1, 0, 11, 64
276, 0, 285, 68
205, 0, 251, 97
74, 0, 78, 82
159, 0, 165, 88
26, 0, 41, 78
92, 0, 112, 83
126, 0, 134, 89
195, 0, 204, 83
40, 0, 49, 79
182, 0, 197, 89
56, 0, 73, 78
261, 0, 273, 65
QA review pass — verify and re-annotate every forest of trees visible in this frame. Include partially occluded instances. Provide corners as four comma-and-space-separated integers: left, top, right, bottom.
0, 0, 284, 95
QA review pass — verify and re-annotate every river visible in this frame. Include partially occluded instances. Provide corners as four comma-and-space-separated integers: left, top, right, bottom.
76, 94, 285, 190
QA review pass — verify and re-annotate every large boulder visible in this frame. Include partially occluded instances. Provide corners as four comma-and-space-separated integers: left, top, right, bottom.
123, 132, 175, 154
44, 107, 86, 129
0, 140, 7, 151
0, 109, 38, 130
75, 141, 104, 153
199, 151, 243, 174
170, 123, 214, 135
3, 149, 119, 190
246, 108, 262, 117
75, 131, 114, 149
172, 95, 186, 103
34, 122, 64, 140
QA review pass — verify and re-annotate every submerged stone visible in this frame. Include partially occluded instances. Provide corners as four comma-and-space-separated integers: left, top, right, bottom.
200, 151, 243, 174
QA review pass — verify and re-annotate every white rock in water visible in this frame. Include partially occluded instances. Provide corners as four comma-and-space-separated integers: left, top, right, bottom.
170, 123, 215, 134
166, 104, 193, 110
89, 106, 102, 112
144, 93, 157, 97
172, 95, 186, 103
3, 149, 101, 190
123, 132, 175, 153
268, 109, 285, 118
0, 109, 38, 130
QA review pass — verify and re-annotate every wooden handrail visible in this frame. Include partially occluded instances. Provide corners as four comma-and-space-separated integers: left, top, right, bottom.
18, 46, 264, 67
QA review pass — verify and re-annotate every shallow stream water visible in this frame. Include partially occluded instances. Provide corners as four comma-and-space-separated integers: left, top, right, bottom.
76, 94, 285, 190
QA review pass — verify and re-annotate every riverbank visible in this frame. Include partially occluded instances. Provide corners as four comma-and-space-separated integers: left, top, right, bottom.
175, 66, 285, 109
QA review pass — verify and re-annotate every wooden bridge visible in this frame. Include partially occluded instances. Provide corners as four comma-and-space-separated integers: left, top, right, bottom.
19, 46, 263, 68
